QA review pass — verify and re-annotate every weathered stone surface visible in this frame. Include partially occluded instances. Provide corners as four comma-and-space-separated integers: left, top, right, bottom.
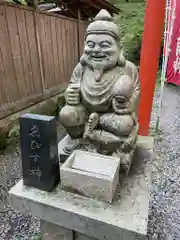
76, 233, 97, 240
58, 9, 140, 172
72, 150, 119, 176
9, 136, 153, 240
41, 220, 73, 240
76, 232, 145, 240
58, 135, 76, 164
60, 150, 120, 203
20, 113, 60, 191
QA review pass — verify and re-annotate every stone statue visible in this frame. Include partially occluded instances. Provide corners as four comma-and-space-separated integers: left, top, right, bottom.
59, 9, 140, 175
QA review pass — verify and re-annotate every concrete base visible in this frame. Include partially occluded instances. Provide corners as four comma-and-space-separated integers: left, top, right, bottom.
40, 220, 97, 240
9, 136, 154, 240
41, 220, 73, 240
75, 233, 97, 240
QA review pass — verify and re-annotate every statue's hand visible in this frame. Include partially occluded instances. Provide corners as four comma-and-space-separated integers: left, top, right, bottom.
112, 97, 132, 114
65, 85, 80, 105
123, 100, 132, 112
84, 113, 99, 139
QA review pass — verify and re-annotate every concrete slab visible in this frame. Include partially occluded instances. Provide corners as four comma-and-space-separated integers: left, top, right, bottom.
76, 233, 97, 240
60, 150, 120, 203
40, 220, 73, 240
9, 136, 154, 240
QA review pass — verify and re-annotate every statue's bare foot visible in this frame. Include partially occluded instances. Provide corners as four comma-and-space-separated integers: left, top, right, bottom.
88, 113, 99, 131
84, 113, 99, 138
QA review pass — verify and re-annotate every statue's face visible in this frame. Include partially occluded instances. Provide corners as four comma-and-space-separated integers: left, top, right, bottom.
84, 34, 119, 70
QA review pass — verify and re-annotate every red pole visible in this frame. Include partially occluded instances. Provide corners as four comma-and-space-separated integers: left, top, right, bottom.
138, 0, 166, 136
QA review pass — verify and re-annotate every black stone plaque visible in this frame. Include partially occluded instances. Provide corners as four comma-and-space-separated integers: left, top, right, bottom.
20, 113, 60, 191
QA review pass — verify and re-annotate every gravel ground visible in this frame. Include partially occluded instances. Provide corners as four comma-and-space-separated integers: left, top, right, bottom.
0, 84, 180, 239
0, 124, 65, 240
148, 84, 180, 240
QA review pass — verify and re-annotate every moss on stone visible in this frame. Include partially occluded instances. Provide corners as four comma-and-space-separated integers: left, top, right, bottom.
0, 129, 8, 150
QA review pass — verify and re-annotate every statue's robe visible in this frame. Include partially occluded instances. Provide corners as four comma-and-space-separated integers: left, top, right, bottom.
68, 61, 140, 115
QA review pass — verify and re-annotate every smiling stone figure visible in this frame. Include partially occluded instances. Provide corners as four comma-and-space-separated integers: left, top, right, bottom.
59, 9, 140, 174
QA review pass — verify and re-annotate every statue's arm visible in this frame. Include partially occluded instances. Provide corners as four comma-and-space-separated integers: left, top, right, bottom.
64, 63, 83, 105
128, 83, 140, 112
125, 61, 140, 113
112, 76, 140, 115
68, 63, 83, 85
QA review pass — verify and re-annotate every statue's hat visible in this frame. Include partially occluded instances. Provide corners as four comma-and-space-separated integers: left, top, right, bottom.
86, 9, 120, 41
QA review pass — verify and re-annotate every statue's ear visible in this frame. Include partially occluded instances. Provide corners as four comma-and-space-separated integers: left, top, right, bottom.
117, 48, 126, 67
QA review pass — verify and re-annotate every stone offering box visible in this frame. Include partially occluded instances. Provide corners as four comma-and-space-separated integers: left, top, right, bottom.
60, 150, 120, 203
9, 136, 154, 240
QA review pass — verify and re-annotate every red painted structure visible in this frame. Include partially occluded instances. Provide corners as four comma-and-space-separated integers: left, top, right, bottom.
138, 0, 166, 136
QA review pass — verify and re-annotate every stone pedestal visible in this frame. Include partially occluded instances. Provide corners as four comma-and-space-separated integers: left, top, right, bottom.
9, 136, 154, 240
41, 220, 73, 240
75, 233, 97, 240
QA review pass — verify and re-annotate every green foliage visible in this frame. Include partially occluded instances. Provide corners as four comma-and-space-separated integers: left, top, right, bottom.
31, 233, 42, 240
7, 0, 28, 5
156, 70, 162, 87
113, 2, 145, 64
7, 0, 54, 6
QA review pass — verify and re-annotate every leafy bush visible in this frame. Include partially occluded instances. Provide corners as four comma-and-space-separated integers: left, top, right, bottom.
113, 2, 145, 64
6, 0, 27, 5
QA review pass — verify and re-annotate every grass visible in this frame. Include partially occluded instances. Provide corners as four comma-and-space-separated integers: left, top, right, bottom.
31, 233, 42, 240
149, 127, 164, 140
156, 70, 162, 87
